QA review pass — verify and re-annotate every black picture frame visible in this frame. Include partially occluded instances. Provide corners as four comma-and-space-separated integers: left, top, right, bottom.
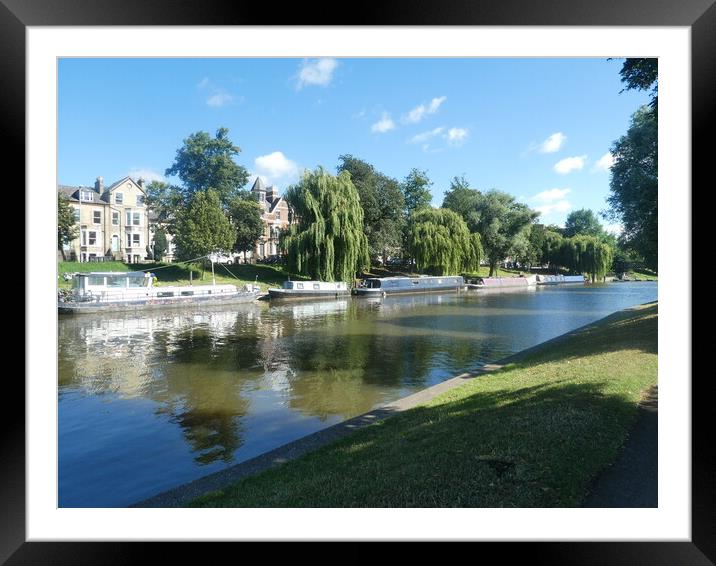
7, 0, 706, 562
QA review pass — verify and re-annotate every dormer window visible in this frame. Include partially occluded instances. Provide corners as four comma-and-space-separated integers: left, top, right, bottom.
80, 190, 94, 202
115, 192, 124, 204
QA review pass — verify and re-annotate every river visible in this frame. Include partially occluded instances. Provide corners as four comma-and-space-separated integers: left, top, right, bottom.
58, 281, 657, 507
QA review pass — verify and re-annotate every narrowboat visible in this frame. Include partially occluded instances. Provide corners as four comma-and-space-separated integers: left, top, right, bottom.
58, 271, 261, 314
267, 280, 350, 300
535, 274, 587, 285
352, 275, 464, 296
466, 275, 538, 289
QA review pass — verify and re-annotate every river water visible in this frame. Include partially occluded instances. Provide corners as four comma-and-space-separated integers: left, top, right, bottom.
58, 281, 657, 507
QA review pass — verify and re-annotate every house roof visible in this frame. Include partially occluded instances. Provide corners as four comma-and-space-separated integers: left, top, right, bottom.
250, 176, 266, 193
58, 176, 146, 204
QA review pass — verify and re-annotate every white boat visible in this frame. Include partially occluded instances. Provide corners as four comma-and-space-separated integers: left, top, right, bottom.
58, 271, 261, 314
267, 280, 350, 300
466, 275, 538, 289
352, 275, 464, 296
535, 274, 587, 285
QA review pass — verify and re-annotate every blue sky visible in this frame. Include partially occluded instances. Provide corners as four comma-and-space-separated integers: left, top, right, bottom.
58, 57, 651, 231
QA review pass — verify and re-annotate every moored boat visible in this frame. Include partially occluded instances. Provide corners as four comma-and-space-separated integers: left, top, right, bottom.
352, 275, 464, 296
466, 275, 537, 289
58, 271, 261, 314
535, 274, 587, 285
267, 280, 350, 300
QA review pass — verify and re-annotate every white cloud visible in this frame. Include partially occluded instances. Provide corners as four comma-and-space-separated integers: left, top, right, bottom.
446, 127, 469, 146
593, 152, 615, 172
371, 112, 396, 134
296, 58, 338, 89
531, 188, 572, 203
539, 132, 566, 153
253, 151, 300, 185
197, 77, 237, 108
206, 91, 234, 108
535, 200, 573, 216
409, 127, 444, 144
127, 168, 165, 184
554, 155, 587, 174
529, 187, 572, 219
403, 96, 447, 124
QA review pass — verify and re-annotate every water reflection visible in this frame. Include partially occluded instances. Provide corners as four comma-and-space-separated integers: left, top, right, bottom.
58, 282, 657, 506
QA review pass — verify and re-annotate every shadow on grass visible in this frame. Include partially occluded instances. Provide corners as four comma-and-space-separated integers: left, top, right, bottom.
191, 375, 652, 508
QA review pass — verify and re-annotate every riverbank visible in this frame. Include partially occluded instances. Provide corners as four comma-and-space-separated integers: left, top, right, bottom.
158, 301, 658, 508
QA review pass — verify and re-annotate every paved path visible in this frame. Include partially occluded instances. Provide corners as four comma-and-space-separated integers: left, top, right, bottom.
582, 385, 658, 507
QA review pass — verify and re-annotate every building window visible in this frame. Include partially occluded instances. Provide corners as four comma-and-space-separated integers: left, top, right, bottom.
81, 190, 94, 202
126, 211, 141, 226
73, 208, 80, 222
93, 210, 101, 224
112, 211, 119, 225
115, 192, 123, 204
126, 234, 132, 247
136, 195, 145, 206
88, 231, 97, 246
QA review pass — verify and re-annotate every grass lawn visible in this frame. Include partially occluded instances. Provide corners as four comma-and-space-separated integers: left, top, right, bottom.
57, 261, 302, 292
190, 302, 658, 507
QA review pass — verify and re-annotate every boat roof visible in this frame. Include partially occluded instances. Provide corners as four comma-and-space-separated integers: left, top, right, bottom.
76, 271, 149, 277
365, 275, 461, 281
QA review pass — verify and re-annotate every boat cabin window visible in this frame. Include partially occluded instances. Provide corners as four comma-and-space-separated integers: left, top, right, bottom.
366, 279, 381, 289
412, 280, 420, 285
313, 283, 320, 290
107, 276, 127, 288
88, 275, 105, 286
127, 276, 148, 288
297, 283, 304, 289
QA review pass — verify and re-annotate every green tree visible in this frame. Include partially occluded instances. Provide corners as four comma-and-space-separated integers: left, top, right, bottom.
165, 127, 250, 207
145, 180, 184, 233
564, 208, 605, 238
337, 155, 405, 263
402, 168, 433, 215
173, 189, 236, 263
618, 58, 658, 110
228, 196, 265, 262
58, 193, 79, 260
407, 207, 481, 275
152, 228, 168, 261
444, 188, 538, 276
282, 168, 370, 282
605, 106, 658, 271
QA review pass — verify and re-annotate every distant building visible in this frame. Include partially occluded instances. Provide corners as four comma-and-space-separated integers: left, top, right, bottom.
249, 177, 291, 260
58, 176, 151, 263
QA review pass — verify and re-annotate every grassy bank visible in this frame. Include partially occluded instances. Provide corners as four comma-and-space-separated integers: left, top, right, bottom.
57, 261, 301, 292
190, 302, 658, 507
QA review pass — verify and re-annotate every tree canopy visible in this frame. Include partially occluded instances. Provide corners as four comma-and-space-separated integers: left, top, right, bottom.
229, 196, 265, 257
337, 155, 405, 263
606, 106, 658, 271
173, 189, 236, 262
165, 127, 250, 206
402, 168, 433, 216
407, 207, 481, 275
443, 187, 538, 276
58, 194, 79, 260
564, 208, 605, 238
281, 168, 370, 282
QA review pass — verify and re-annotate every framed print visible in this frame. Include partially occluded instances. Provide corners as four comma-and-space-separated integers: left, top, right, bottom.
6, 0, 709, 562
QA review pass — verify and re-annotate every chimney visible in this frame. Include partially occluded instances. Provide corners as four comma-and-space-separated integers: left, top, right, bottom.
137, 177, 145, 188
95, 176, 104, 193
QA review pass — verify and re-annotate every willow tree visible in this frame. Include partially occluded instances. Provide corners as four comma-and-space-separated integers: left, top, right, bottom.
559, 235, 614, 282
406, 208, 481, 275
281, 168, 370, 282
